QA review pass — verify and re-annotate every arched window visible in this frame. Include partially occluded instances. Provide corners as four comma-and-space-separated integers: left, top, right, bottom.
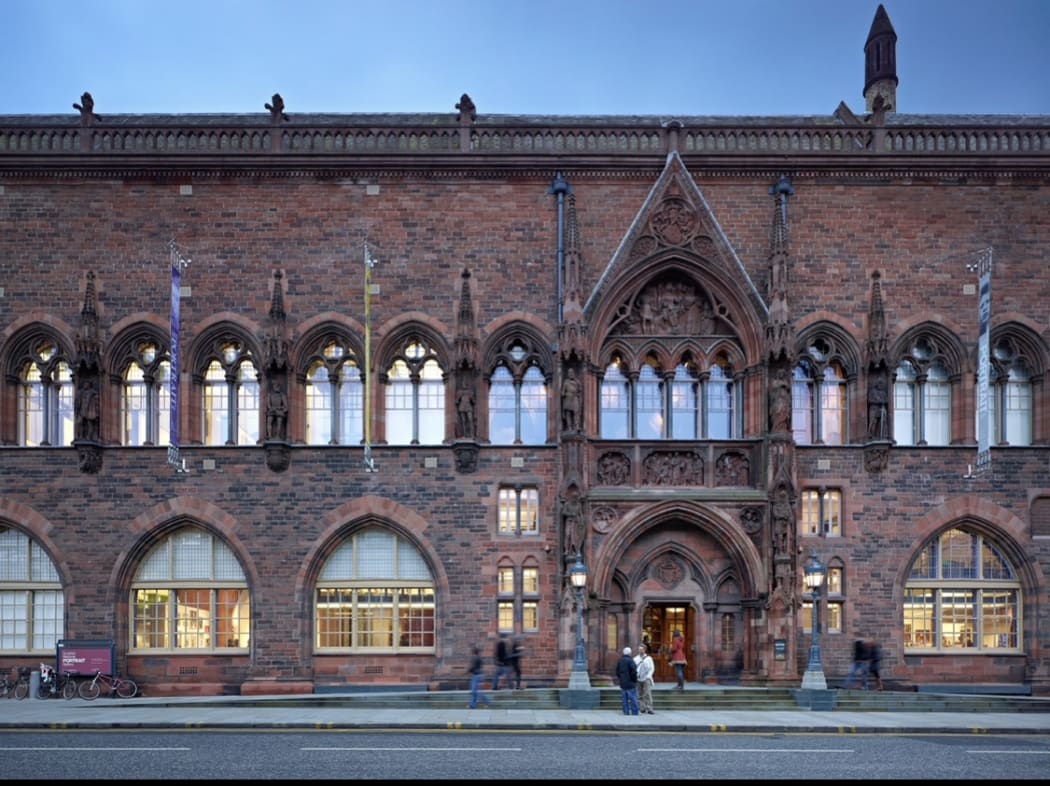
0, 527, 63, 652
634, 359, 663, 439
305, 339, 363, 445
486, 338, 548, 445
315, 527, 435, 651
792, 355, 847, 445
601, 353, 741, 440
121, 341, 171, 446
903, 527, 1020, 652
894, 336, 953, 446
201, 341, 259, 446
599, 358, 629, 439
16, 339, 74, 446
131, 526, 250, 651
986, 337, 1033, 447
384, 339, 445, 445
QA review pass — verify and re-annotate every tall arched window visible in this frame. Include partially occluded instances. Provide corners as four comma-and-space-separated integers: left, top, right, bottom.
893, 336, 953, 446
16, 339, 74, 446
599, 358, 629, 439
0, 527, 64, 652
315, 526, 435, 651
986, 337, 1033, 446
201, 340, 259, 446
903, 527, 1020, 652
601, 353, 741, 440
131, 526, 250, 651
305, 339, 363, 445
486, 338, 548, 445
384, 338, 445, 445
121, 341, 171, 446
792, 354, 847, 445
634, 359, 663, 439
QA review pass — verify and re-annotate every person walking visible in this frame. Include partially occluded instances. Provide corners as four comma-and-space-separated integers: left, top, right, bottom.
634, 642, 655, 714
509, 636, 524, 690
492, 632, 511, 690
669, 630, 687, 690
867, 639, 884, 691
467, 645, 491, 708
843, 638, 870, 690
616, 646, 640, 715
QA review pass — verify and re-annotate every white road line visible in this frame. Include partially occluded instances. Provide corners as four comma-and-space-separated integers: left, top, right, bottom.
638, 748, 855, 753
302, 746, 522, 752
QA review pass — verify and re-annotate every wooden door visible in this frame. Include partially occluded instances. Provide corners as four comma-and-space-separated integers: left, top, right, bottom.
643, 604, 694, 683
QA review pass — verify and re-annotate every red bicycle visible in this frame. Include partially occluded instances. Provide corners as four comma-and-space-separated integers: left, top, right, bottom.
77, 670, 138, 700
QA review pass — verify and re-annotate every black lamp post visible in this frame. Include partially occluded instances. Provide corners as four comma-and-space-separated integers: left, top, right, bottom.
801, 550, 827, 690
568, 552, 590, 689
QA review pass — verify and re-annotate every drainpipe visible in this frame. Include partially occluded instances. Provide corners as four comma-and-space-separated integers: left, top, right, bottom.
548, 172, 572, 324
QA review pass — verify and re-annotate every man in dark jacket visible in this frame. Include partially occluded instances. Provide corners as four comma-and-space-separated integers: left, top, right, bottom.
615, 646, 640, 715
492, 632, 511, 690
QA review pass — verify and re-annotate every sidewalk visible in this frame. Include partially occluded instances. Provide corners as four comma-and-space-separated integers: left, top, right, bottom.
3, 691, 1050, 734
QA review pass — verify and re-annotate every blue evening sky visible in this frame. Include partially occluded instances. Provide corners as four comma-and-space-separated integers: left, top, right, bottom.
3, 0, 1048, 117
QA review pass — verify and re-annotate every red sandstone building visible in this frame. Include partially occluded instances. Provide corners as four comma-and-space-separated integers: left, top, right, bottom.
1, 6, 1048, 696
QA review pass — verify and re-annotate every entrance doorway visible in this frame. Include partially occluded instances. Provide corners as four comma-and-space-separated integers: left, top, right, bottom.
642, 604, 694, 683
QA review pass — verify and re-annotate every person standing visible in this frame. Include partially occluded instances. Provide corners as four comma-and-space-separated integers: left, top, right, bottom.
509, 636, 524, 690
669, 630, 687, 690
615, 646, 640, 715
843, 638, 870, 690
492, 632, 511, 690
634, 642, 655, 714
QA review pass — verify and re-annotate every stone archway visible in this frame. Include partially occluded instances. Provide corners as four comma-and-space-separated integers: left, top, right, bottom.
589, 500, 764, 684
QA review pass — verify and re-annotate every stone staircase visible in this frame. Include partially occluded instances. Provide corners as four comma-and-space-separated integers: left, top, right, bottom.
155, 685, 1050, 713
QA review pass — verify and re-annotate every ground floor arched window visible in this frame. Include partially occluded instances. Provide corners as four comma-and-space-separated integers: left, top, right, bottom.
903, 527, 1020, 652
130, 526, 250, 651
0, 527, 63, 652
315, 527, 435, 651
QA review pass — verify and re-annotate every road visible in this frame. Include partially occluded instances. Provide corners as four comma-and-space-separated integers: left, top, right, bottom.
3, 729, 1049, 780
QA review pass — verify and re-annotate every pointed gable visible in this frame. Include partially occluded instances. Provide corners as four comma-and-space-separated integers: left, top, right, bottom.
583, 151, 767, 362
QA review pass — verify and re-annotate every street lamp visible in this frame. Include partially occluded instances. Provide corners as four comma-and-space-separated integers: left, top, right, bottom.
801, 550, 827, 690
568, 552, 590, 690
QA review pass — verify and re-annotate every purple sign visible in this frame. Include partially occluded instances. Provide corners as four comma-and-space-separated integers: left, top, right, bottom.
57, 640, 114, 676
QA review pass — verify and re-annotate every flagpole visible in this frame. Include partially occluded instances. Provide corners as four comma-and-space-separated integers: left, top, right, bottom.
363, 242, 377, 472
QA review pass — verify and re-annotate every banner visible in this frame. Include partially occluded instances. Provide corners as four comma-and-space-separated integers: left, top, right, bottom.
168, 242, 184, 469
975, 249, 993, 473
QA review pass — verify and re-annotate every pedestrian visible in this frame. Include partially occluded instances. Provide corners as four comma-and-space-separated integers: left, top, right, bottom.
492, 632, 511, 690
467, 645, 491, 708
867, 639, 884, 691
616, 646, 640, 715
842, 638, 870, 690
634, 642, 655, 714
509, 636, 524, 690
669, 630, 687, 690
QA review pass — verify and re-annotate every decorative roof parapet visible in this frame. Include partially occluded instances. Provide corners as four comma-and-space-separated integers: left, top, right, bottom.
2, 115, 1049, 165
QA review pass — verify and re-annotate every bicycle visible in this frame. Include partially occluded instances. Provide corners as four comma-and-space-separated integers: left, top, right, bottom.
78, 670, 138, 700
0, 667, 31, 700
37, 663, 77, 699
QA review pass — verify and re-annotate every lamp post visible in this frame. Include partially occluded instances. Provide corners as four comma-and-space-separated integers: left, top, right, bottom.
568, 552, 590, 690
801, 550, 827, 690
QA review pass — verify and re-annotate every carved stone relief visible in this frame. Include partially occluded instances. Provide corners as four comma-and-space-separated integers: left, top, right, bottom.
642, 451, 703, 486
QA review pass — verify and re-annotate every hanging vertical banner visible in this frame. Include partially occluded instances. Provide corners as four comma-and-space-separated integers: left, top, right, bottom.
168, 241, 188, 470
363, 241, 377, 472
975, 248, 993, 474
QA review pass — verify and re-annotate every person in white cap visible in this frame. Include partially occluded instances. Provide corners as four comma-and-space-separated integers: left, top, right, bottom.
615, 646, 639, 715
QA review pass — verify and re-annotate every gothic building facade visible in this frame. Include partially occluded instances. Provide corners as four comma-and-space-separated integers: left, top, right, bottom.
1, 6, 1049, 696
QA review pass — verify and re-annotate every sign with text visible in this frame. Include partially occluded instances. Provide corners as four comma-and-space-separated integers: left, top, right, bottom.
56, 639, 115, 676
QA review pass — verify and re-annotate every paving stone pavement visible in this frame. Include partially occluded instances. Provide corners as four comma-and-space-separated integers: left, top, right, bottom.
3, 690, 1050, 735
